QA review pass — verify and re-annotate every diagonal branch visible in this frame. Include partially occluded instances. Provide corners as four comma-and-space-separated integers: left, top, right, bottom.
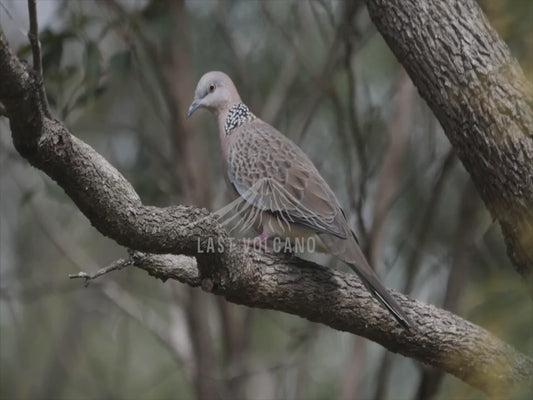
1, 30, 532, 395
365, 0, 533, 293
131, 250, 533, 397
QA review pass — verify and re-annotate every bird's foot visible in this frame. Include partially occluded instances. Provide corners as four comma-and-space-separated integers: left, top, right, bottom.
240, 233, 270, 252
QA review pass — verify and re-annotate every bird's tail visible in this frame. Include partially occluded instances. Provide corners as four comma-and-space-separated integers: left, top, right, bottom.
347, 263, 413, 330
317, 231, 413, 329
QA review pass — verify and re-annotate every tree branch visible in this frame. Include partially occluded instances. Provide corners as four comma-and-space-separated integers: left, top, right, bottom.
0, 24, 531, 397
132, 251, 533, 396
27, 0, 50, 118
366, 0, 533, 293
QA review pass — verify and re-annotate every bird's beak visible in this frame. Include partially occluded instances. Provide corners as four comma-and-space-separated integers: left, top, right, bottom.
187, 100, 202, 118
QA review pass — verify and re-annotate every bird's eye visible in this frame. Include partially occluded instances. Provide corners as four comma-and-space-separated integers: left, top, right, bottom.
209, 83, 216, 93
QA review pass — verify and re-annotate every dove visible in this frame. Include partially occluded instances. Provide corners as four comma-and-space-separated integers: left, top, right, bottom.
187, 71, 411, 329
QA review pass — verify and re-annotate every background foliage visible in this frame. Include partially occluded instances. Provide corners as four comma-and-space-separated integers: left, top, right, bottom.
1, 1, 532, 399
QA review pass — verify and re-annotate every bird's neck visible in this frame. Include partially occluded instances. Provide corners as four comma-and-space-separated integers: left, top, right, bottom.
222, 103, 256, 136
217, 102, 255, 170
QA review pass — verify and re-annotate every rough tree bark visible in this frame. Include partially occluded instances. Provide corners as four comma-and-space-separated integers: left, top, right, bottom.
366, 0, 533, 293
1, 29, 532, 395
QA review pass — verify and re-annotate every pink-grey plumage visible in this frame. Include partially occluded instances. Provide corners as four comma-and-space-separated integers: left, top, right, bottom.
187, 71, 412, 329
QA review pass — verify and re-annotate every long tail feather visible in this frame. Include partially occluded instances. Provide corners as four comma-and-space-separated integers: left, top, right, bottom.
347, 263, 412, 330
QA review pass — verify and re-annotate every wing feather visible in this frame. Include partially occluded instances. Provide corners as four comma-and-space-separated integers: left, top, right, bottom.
227, 120, 346, 239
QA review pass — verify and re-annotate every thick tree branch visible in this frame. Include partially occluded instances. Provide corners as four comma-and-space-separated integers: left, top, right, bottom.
366, 0, 533, 292
0, 27, 531, 395
132, 251, 533, 397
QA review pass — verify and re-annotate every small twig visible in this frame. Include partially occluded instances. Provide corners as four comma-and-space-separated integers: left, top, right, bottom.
260, 2, 313, 76
345, 40, 369, 240
69, 258, 132, 287
27, 0, 51, 118
27, 0, 42, 79
216, 0, 250, 92
403, 149, 456, 294
0, 1, 14, 21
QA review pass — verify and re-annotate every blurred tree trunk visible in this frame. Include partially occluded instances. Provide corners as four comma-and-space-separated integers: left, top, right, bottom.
366, 0, 533, 295
415, 181, 481, 399
143, 1, 224, 399
143, 1, 254, 398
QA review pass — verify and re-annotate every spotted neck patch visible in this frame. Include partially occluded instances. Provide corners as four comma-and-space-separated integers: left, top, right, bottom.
224, 103, 255, 135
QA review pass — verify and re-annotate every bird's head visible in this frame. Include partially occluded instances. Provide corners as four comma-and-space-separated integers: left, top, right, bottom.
187, 71, 242, 118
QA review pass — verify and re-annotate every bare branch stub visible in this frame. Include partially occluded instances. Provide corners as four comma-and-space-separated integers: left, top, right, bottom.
130, 251, 201, 286
69, 258, 132, 287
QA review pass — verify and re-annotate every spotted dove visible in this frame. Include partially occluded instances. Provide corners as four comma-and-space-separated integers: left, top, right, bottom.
187, 71, 411, 329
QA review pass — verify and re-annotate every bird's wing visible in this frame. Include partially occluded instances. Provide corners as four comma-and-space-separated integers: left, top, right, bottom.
227, 120, 347, 239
